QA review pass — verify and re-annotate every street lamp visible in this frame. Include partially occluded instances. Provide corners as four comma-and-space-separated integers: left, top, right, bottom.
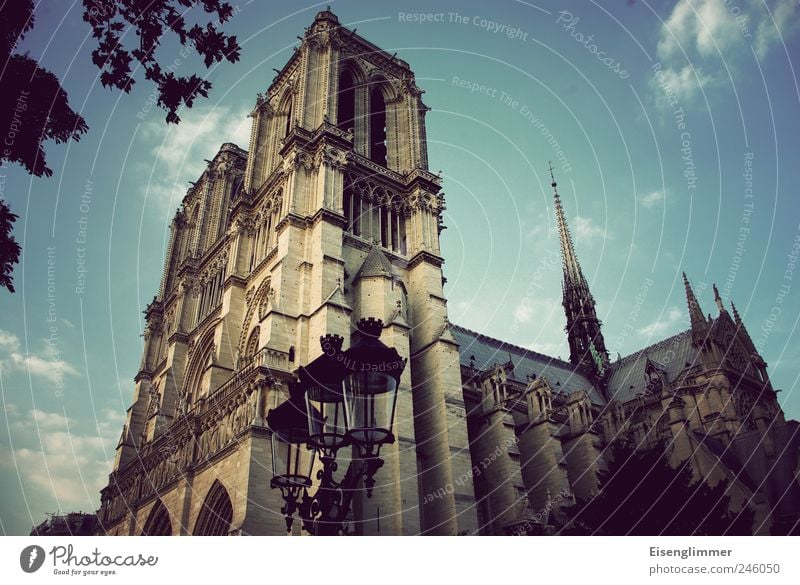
268, 392, 316, 491
267, 384, 318, 532
341, 317, 404, 463
267, 317, 406, 535
301, 334, 349, 456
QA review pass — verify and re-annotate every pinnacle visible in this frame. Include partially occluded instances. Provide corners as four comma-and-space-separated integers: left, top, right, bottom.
355, 245, 393, 280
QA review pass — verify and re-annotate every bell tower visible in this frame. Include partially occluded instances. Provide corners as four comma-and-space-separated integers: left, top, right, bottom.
100, 9, 475, 536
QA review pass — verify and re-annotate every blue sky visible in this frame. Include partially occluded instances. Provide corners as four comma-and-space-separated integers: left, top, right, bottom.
1, 0, 799, 535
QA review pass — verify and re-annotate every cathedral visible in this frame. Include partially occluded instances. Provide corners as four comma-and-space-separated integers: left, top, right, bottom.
98, 9, 800, 536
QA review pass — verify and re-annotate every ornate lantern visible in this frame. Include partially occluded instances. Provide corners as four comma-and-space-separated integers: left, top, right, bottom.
266, 317, 406, 533
341, 318, 406, 458
267, 384, 317, 495
300, 334, 350, 456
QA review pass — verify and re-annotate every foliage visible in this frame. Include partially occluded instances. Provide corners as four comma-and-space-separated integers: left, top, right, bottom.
1, 1, 89, 177
0, 200, 21, 293
82, 0, 241, 123
0, 0, 241, 291
559, 441, 754, 535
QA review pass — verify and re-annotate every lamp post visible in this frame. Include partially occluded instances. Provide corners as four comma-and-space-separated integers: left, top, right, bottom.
267, 318, 406, 535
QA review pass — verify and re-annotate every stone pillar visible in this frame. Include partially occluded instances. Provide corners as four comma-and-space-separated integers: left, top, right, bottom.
664, 393, 693, 467
562, 431, 602, 503
409, 342, 459, 535
561, 393, 602, 503
517, 418, 571, 516
469, 409, 519, 534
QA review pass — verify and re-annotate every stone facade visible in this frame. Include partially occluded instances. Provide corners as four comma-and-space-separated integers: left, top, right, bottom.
98, 10, 799, 536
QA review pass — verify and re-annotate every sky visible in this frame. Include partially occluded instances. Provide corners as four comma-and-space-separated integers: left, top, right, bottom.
1, 0, 799, 535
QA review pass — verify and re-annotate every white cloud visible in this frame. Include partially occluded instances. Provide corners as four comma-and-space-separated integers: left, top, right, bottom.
30, 409, 72, 430
638, 307, 685, 338
514, 302, 534, 323
524, 339, 569, 359
657, 0, 741, 59
0, 329, 20, 351
139, 104, 252, 214
575, 216, 607, 242
0, 329, 80, 384
652, 63, 715, 103
0, 407, 123, 525
753, 0, 798, 57
640, 190, 665, 208
513, 296, 562, 325
9, 353, 81, 384
652, 0, 799, 102
510, 296, 570, 358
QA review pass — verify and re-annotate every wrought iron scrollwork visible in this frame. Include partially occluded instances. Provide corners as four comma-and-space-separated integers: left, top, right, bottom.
273, 453, 385, 535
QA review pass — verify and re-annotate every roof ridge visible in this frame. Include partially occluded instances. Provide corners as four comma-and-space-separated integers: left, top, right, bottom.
450, 323, 575, 370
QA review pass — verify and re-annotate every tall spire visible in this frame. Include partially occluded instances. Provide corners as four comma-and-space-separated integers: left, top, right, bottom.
550, 162, 587, 288
683, 272, 708, 348
683, 272, 706, 328
550, 163, 609, 383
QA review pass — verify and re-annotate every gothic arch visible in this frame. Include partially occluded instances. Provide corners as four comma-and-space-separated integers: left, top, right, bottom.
365, 71, 401, 168
368, 84, 387, 166
336, 67, 357, 132
237, 277, 272, 362
278, 90, 294, 138
268, 89, 295, 171
183, 324, 219, 405
365, 70, 399, 102
193, 480, 233, 535
334, 60, 368, 151
141, 500, 172, 536
243, 326, 260, 364
336, 60, 367, 103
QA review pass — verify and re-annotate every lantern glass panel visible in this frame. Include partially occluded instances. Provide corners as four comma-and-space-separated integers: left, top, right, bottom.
270, 428, 315, 489
343, 372, 398, 447
306, 385, 349, 452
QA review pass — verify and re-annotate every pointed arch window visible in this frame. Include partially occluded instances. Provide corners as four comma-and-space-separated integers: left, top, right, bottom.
141, 500, 172, 536
244, 326, 260, 365
193, 481, 233, 535
185, 333, 216, 405
337, 69, 356, 133
284, 96, 294, 138
369, 86, 387, 167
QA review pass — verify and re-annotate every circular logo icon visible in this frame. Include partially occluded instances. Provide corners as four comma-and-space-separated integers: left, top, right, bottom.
20, 545, 46, 573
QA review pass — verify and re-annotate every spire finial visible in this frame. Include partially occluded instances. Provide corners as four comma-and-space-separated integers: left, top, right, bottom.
731, 300, 742, 325
551, 164, 583, 287
683, 272, 709, 347
713, 283, 726, 313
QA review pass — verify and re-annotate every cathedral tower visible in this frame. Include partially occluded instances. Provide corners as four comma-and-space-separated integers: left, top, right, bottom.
99, 9, 475, 536
550, 165, 610, 386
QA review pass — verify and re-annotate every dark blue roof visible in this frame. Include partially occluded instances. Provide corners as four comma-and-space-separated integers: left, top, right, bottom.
450, 324, 605, 405
607, 329, 697, 403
